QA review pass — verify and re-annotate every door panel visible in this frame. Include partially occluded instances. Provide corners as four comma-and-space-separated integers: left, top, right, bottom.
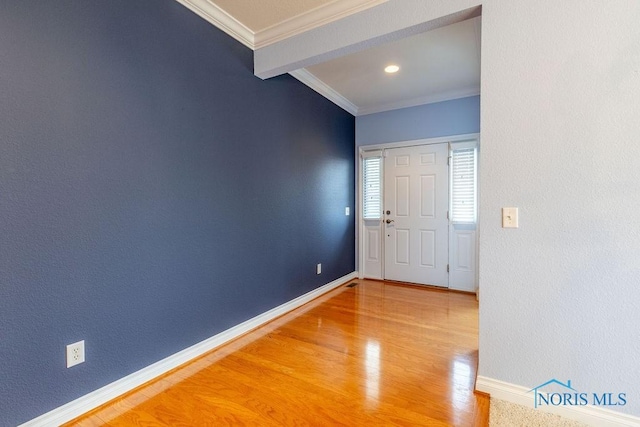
367, 229, 380, 263
395, 228, 410, 265
363, 220, 383, 279
420, 175, 436, 217
448, 223, 477, 291
395, 176, 410, 216
384, 144, 449, 287
420, 230, 436, 267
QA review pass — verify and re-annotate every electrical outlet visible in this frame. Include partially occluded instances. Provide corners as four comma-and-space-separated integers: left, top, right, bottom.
66, 340, 85, 368
345, 207, 350, 216
316, 263, 322, 275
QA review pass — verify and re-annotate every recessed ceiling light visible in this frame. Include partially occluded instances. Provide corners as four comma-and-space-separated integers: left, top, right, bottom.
384, 65, 400, 74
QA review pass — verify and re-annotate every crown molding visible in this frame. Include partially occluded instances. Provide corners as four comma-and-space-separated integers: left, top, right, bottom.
357, 87, 481, 116
176, 0, 387, 51
290, 70, 480, 117
175, 0, 255, 49
254, 0, 388, 49
175, 0, 476, 117
289, 69, 358, 115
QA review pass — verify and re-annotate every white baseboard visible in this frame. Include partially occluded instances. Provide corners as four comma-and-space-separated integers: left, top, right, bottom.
476, 375, 640, 427
21, 272, 358, 427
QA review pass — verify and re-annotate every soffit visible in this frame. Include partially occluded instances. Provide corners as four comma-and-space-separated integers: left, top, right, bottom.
176, 1, 481, 116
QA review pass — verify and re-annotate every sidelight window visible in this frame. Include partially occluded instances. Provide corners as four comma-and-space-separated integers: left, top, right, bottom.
450, 146, 477, 223
362, 156, 382, 219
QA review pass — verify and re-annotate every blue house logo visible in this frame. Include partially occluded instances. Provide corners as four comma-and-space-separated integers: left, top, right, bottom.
528, 379, 579, 408
528, 379, 626, 408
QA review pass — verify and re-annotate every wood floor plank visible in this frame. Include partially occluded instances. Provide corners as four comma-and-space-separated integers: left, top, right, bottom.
64, 280, 487, 426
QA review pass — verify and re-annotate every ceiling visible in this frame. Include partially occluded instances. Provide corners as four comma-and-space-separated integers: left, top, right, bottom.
210, 0, 340, 32
303, 17, 481, 115
179, 0, 481, 116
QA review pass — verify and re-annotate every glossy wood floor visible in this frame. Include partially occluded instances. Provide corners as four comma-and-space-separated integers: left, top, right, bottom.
65, 280, 488, 426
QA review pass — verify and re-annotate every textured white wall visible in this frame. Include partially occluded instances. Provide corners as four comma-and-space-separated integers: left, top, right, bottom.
258, 0, 640, 416
480, 0, 640, 414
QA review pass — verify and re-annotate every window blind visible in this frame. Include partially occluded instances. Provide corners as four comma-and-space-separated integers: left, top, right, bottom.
451, 148, 476, 223
363, 157, 381, 219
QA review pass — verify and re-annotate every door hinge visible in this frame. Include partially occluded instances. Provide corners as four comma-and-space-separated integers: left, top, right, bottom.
447, 211, 449, 220
447, 264, 450, 273
447, 156, 451, 166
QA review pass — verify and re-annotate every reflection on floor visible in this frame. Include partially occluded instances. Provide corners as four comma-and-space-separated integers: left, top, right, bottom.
66, 279, 488, 426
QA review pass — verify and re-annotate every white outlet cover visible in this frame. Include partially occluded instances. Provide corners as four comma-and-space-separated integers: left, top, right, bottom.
316, 263, 322, 274
502, 207, 519, 228
66, 340, 85, 368
345, 207, 350, 216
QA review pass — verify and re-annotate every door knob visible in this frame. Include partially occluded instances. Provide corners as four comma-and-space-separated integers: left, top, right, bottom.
386, 219, 394, 224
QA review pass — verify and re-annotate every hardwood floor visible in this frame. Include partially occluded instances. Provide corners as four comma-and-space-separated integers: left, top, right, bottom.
65, 279, 488, 426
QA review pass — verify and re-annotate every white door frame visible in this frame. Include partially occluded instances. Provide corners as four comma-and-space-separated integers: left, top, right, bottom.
357, 133, 480, 284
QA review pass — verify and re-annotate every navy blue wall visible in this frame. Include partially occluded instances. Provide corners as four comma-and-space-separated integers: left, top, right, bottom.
0, 1, 354, 425
356, 95, 480, 146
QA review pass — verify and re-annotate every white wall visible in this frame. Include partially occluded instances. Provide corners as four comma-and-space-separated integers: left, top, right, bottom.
256, 0, 640, 417
479, 0, 640, 414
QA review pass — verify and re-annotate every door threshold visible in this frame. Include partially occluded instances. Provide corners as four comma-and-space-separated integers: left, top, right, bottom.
383, 279, 475, 295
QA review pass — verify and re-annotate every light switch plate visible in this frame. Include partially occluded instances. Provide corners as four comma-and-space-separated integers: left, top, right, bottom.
345, 207, 350, 216
502, 207, 519, 228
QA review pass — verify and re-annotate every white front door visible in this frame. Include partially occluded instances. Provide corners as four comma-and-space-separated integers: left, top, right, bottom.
383, 143, 449, 287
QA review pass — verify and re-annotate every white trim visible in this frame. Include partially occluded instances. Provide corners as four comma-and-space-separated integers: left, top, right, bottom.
356, 144, 365, 279
174, 0, 388, 51
476, 376, 640, 427
359, 133, 480, 153
174, 0, 475, 117
175, 0, 255, 49
450, 139, 478, 150
19, 272, 358, 427
288, 69, 479, 117
360, 149, 383, 159
255, 0, 388, 49
289, 69, 358, 115
356, 87, 480, 116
